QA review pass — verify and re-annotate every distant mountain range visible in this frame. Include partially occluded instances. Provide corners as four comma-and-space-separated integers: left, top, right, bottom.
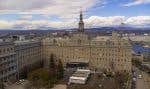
69, 26, 150, 32
0, 26, 150, 33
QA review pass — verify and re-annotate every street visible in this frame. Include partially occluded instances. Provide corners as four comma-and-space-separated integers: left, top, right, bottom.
5, 84, 24, 89
52, 84, 67, 89
141, 71, 150, 89
135, 67, 150, 89
5, 80, 29, 89
136, 78, 146, 89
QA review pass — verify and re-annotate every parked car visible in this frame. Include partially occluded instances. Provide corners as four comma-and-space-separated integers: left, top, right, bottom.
138, 75, 142, 79
133, 77, 136, 81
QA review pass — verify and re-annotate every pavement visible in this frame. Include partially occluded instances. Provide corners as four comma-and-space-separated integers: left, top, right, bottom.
136, 78, 146, 89
135, 67, 150, 89
52, 84, 67, 89
5, 80, 28, 89
5, 84, 24, 89
5, 82, 67, 89
141, 71, 150, 89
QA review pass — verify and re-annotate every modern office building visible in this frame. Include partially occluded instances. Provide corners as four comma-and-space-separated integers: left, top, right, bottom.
15, 40, 42, 79
0, 41, 17, 82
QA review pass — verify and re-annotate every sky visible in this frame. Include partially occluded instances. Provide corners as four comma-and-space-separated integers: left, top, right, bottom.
0, 0, 150, 30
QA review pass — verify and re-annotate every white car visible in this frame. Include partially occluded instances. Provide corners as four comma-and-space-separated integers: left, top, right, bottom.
133, 77, 136, 81
138, 75, 142, 79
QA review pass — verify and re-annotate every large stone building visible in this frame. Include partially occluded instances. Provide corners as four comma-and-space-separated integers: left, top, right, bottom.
0, 42, 17, 82
42, 12, 132, 73
0, 12, 133, 84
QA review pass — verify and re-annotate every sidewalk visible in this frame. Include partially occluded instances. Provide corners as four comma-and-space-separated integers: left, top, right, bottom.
52, 84, 67, 89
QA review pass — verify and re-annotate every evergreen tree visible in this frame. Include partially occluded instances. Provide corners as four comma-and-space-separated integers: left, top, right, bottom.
48, 54, 57, 84
49, 54, 55, 69
57, 59, 64, 79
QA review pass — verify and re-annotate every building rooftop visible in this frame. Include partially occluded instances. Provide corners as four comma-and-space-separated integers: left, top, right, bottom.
0, 41, 14, 46
14, 40, 40, 45
92, 36, 110, 41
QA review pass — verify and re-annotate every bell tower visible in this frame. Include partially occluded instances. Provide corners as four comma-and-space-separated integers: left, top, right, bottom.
78, 11, 84, 32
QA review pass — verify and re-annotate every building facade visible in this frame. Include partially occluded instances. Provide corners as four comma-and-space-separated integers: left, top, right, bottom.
0, 42, 17, 82
42, 12, 132, 73
0, 37, 43, 81
0, 12, 133, 83
15, 40, 42, 79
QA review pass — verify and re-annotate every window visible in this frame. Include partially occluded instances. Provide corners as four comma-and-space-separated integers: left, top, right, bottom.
11, 48, 13, 51
78, 39, 81, 44
3, 49, 6, 53
7, 48, 9, 52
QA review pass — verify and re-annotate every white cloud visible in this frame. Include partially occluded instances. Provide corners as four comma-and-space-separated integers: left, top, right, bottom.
0, 16, 150, 29
0, 0, 51, 10
123, 0, 150, 6
0, 20, 77, 30
0, 20, 13, 29
125, 16, 150, 26
84, 16, 125, 27
0, 0, 102, 19
19, 15, 33, 20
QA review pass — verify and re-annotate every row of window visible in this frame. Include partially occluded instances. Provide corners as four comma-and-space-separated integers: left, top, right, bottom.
97, 63, 129, 68
95, 58, 130, 62
0, 56, 15, 64
0, 73, 16, 82
15, 44, 41, 50
92, 53, 129, 57
52, 48, 129, 52
0, 47, 14, 54
0, 66, 16, 75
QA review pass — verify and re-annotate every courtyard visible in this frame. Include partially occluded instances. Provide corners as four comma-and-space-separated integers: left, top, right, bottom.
5, 68, 130, 89
67, 73, 120, 89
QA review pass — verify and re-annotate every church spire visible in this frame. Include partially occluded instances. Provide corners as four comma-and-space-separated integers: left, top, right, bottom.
80, 10, 83, 21
78, 10, 84, 32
